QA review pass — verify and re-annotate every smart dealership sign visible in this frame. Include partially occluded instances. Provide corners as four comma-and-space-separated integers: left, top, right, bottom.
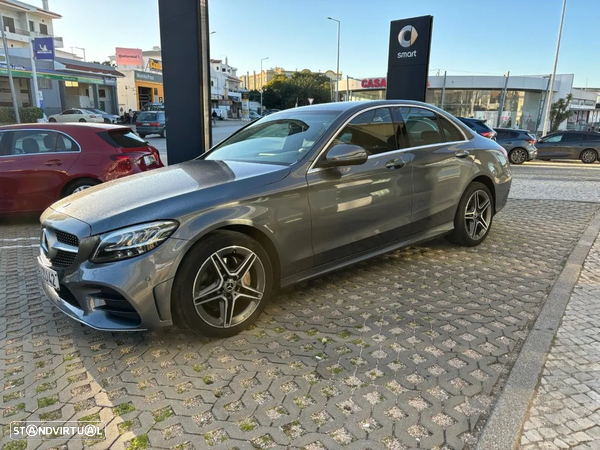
386, 15, 433, 101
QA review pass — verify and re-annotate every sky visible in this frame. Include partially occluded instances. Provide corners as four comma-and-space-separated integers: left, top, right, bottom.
43, 0, 600, 87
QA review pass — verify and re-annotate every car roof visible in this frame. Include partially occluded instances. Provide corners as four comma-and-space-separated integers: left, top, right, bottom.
495, 128, 530, 133
0, 123, 131, 131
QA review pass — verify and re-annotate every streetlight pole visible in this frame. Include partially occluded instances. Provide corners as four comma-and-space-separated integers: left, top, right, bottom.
327, 17, 340, 102
542, 0, 567, 136
260, 56, 269, 114
0, 14, 20, 123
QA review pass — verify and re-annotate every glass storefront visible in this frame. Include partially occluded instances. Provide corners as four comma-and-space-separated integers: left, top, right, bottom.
426, 89, 543, 132
342, 88, 545, 133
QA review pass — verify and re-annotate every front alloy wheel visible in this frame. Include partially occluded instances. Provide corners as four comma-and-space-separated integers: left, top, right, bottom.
581, 149, 598, 164
172, 231, 273, 337
193, 246, 266, 329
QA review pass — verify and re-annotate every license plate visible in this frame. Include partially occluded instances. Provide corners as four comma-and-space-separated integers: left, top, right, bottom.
40, 263, 60, 290
143, 155, 156, 166
143, 123, 149, 126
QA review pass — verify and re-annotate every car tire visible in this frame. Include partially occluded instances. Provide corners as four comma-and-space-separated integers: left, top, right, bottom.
580, 149, 598, 164
79, 119, 86, 123
48, 118, 57, 122
62, 178, 100, 197
508, 148, 528, 164
447, 182, 494, 247
171, 230, 273, 338
161, 128, 166, 138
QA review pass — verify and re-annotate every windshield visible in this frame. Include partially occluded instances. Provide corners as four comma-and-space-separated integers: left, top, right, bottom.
204, 110, 340, 165
137, 112, 158, 121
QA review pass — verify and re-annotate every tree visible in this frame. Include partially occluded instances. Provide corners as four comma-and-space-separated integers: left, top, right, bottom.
549, 93, 573, 132
260, 71, 332, 110
248, 90, 261, 102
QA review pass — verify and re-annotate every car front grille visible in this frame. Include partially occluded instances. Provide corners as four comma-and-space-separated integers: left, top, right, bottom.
51, 250, 78, 268
55, 230, 79, 247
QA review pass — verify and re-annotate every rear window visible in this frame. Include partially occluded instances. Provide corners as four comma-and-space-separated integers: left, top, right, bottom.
476, 120, 494, 132
137, 112, 157, 122
99, 129, 148, 148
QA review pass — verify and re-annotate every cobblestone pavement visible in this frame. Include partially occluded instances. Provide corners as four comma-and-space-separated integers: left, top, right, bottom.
519, 233, 600, 450
1, 199, 598, 450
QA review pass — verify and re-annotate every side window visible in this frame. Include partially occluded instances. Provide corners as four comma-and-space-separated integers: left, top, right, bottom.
158, 112, 165, 121
510, 131, 521, 139
331, 107, 397, 156
61, 110, 72, 115
9, 131, 76, 155
563, 133, 581, 142
438, 115, 465, 142
401, 107, 444, 147
544, 134, 563, 143
495, 130, 507, 140
586, 133, 600, 142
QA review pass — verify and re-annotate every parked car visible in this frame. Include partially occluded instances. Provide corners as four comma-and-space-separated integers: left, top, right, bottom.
48, 108, 104, 124
494, 128, 538, 164
0, 123, 164, 214
135, 111, 166, 138
263, 109, 281, 116
38, 100, 511, 336
211, 108, 225, 120
249, 111, 261, 121
88, 108, 120, 124
535, 131, 600, 163
457, 117, 497, 140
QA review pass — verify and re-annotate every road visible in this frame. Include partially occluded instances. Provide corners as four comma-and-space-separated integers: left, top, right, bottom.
145, 121, 245, 165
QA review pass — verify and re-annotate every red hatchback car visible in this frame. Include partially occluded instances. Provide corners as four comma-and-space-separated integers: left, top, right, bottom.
0, 123, 164, 214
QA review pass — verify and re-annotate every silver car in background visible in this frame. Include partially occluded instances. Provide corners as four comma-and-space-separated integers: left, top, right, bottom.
39, 100, 512, 338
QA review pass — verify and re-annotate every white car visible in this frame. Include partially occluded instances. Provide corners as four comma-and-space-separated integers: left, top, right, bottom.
48, 108, 104, 123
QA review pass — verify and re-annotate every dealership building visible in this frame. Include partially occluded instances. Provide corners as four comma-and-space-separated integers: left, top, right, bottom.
338, 74, 600, 133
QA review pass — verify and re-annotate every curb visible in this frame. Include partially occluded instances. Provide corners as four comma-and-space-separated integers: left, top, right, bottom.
476, 209, 600, 450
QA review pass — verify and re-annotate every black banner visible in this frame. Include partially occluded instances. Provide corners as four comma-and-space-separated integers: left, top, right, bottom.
386, 15, 433, 102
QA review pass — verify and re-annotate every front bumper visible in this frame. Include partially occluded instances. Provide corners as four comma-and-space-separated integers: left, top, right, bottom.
39, 210, 190, 331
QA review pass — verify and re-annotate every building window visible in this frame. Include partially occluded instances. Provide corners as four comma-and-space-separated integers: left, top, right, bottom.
37, 77, 52, 89
2, 17, 15, 33
85, 88, 90, 97
39, 23, 48, 35
154, 88, 158, 95
99, 88, 106, 97
29, 21, 34, 32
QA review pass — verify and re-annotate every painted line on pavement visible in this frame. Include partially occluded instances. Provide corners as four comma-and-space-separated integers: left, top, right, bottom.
476, 208, 600, 450
0, 244, 39, 249
0, 237, 38, 242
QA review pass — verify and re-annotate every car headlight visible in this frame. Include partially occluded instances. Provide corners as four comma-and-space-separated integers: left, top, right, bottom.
90, 220, 178, 263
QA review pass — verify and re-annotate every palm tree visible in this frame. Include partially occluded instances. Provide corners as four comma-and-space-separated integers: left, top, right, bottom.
549, 93, 574, 132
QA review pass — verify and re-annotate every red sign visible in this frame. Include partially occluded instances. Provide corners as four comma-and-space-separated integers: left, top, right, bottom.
115, 47, 143, 66
361, 77, 387, 89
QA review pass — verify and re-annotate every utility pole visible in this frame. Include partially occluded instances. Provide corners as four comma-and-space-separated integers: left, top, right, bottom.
497, 71, 510, 127
542, 0, 567, 136
441, 71, 447, 109
29, 39, 40, 108
260, 57, 268, 114
0, 15, 20, 123
327, 17, 341, 102
346, 75, 349, 101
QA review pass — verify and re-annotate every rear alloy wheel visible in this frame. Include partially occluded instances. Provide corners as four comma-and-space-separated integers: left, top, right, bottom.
581, 149, 598, 164
509, 148, 528, 164
79, 119, 86, 123
172, 231, 273, 338
49, 118, 57, 122
63, 179, 100, 197
447, 182, 494, 247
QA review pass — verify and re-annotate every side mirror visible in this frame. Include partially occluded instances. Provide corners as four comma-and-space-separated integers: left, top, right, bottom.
320, 143, 368, 168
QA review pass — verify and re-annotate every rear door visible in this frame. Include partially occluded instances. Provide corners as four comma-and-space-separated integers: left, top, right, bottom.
562, 133, 585, 158
0, 130, 81, 212
401, 107, 475, 233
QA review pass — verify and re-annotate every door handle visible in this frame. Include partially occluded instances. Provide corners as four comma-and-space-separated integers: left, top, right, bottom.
385, 158, 405, 169
44, 159, 62, 166
454, 149, 470, 158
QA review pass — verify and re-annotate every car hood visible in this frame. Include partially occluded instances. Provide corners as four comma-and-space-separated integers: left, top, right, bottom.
49, 159, 290, 235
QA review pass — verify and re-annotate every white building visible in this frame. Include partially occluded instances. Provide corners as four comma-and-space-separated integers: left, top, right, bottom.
211, 58, 242, 118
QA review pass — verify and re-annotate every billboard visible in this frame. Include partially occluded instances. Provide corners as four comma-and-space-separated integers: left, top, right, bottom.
148, 58, 162, 72
115, 47, 143, 66
386, 16, 433, 101
33, 37, 54, 60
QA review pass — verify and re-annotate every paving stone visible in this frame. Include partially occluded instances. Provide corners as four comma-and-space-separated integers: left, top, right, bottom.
0, 199, 598, 449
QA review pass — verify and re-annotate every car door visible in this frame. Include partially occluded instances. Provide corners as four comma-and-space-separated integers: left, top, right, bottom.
306, 106, 414, 266
400, 106, 475, 233
536, 133, 565, 159
57, 109, 75, 123
0, 129, 81, 212
562, 133, 585, 158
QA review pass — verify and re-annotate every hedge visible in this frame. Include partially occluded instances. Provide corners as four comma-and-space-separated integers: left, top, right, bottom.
0, 107, 44, 125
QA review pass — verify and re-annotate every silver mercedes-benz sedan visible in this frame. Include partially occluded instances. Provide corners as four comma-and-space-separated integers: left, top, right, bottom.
39, 101, 512, 337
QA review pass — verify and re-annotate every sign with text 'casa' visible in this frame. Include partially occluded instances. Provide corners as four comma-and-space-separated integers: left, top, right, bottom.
386, 15, 433, 102
116, 47, 143, 66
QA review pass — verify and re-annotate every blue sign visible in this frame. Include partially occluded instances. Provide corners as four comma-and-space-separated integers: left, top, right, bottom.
103, 77, 117, 86
34, 37, 54, 60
